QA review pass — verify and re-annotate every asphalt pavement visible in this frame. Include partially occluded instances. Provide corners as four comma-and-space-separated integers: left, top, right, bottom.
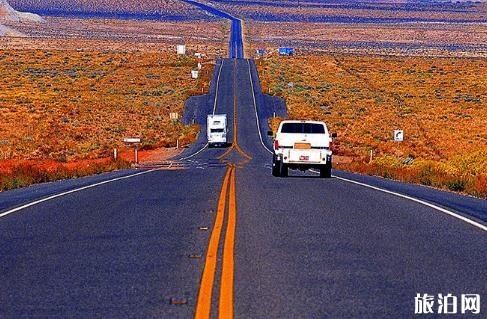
1, 57, 485, 319
0, 6, 486, 317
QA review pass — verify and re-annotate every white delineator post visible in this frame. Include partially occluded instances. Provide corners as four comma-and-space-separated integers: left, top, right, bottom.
177, 44, 186, 55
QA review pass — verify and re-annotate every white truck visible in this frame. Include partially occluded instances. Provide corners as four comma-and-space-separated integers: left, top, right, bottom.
269, 120, 336, 178
207, 114, 228, 147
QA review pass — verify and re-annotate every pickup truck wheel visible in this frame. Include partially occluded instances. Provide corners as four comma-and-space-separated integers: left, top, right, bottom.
320, 163, 332, 178
272, 160, 281, 177
280, 163, 288, 177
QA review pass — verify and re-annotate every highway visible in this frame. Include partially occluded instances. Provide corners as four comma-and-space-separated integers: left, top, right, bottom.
1, 3, 486, 319
183, 0, 244, 59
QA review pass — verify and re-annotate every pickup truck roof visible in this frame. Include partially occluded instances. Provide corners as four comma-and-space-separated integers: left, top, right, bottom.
278, 120, 329, 135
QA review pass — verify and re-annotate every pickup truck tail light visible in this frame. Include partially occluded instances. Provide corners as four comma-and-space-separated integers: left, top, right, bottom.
274, 139, 279, 150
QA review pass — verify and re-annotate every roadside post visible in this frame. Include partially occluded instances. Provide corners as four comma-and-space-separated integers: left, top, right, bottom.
177, 44, 186, 55
123, 137, 141, 164
170, 112, 180, 123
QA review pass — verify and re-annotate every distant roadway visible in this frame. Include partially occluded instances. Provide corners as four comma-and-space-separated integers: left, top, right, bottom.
0, 2, 486, 319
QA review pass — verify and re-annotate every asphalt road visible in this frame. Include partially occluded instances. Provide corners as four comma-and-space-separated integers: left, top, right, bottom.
183, 0, 244, 59
0, 5, 486, 317
1, 57, 485, 318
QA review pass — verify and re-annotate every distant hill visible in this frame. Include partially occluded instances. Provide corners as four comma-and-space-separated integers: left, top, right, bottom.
0, 24, 24, 36
8, 0, 209, 18
0, 0, 44, 22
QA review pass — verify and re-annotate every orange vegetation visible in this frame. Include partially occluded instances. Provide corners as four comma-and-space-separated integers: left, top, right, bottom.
0, 49, 212, 190
0, 49, 212, 161
0, 158, 131, 190
258, 55, 487, 197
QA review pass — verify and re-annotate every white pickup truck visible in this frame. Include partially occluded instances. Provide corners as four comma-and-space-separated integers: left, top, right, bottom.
269, 120, 336, 178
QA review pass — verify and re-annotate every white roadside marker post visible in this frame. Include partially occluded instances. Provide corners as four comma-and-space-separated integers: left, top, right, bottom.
134, 144, 138, 164
123, 137, 141, 165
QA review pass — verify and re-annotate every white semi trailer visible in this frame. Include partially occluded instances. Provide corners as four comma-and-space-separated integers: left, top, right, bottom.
207, 114, 227, 147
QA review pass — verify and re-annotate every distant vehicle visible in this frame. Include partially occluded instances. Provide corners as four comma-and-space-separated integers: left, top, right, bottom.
207, 114, 227, 147
269, 120, 336, 178
278, 47, 294, 56
256, 48, 265, 56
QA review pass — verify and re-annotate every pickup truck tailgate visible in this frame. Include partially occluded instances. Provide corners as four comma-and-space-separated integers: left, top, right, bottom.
287, 149, 322, 163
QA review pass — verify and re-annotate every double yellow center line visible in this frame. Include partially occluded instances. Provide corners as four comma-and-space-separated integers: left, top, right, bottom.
218, 60, 252, 165
195, 164, 237, 319
196, 59, 253, 318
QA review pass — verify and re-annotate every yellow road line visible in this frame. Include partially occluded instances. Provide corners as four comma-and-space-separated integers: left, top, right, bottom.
218, 60, 252, 164
219, 165, 237, 319
195, 166, 233, 319
218, 144, 234, 160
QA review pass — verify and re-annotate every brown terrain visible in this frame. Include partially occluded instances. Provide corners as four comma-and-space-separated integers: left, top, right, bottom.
246, 21, 487, 58
258, 55, 487, 197
0, 1, 228, 190
236, 0, 487, 197
1, 0, 486, 197
209, 0, 487, 57
0, 48, 217, 189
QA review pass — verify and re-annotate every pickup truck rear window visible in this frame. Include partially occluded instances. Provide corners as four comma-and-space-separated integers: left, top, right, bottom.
210, 128, 224, 133
281, 123, 325, 134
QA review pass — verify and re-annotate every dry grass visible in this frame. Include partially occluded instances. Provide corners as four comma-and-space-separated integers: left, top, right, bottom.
0, 158, 131, 191
0, 48, 215, 190
0, 14, 228, 191
0, 17, 229, 57
257, 55, 487, 197
246, 21, 487, 58
0, 49, 213, 161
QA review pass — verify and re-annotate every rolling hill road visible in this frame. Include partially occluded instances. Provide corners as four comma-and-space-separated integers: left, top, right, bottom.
1, 4, 486, 319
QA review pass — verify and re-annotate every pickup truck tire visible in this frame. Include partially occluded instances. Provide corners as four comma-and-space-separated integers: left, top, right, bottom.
320, 163, 332, 178
280, 163, 289, 177
272, 160, 281, 177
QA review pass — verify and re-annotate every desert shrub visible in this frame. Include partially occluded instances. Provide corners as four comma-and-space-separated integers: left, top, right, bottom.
446, 179, 466, 192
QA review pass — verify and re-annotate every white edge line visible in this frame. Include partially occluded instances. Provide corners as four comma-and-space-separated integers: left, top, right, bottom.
247, 59, 485, 232
299, 168, 487, 232
181, 58, 224, 161
334, 174, 487, 232
0, 169, 158, 219
179, 143, 208, 161
247, 59, 273, 155
239, 18, 245, 59
212, 60, 224, 115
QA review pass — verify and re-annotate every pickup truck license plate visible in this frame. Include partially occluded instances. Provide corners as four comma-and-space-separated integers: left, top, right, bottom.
299, 155, 309, 161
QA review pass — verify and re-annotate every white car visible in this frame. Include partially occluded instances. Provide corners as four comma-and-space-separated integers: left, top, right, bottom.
269, 120, 336, 178
207, 114, 227, 147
